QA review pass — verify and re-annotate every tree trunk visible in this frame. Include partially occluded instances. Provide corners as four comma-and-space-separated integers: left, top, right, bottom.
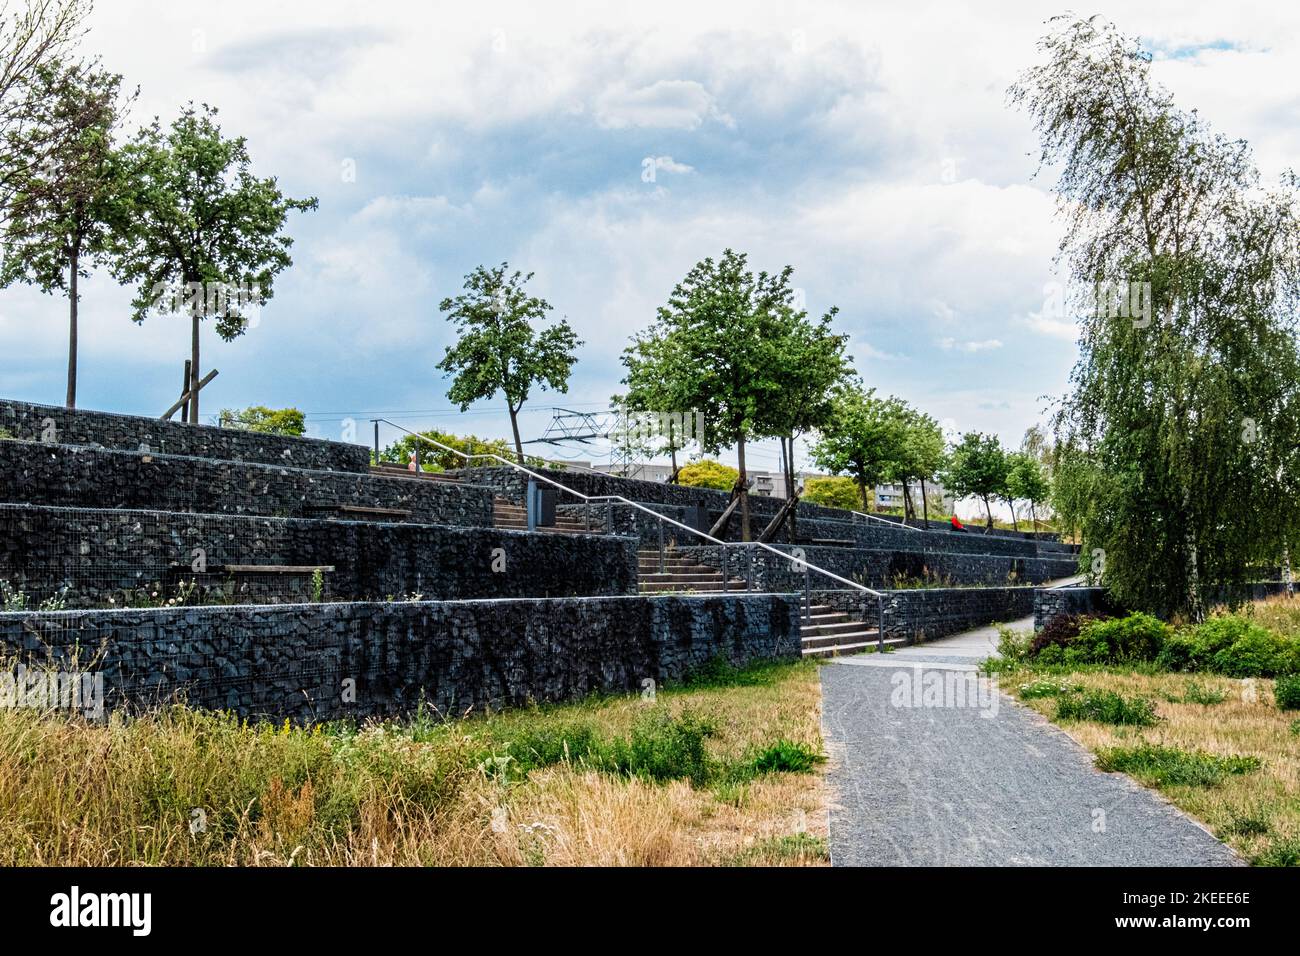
902, 481, 915, 522
737, 435, 750, 542
785, 432, 798, 544
508, 406, 525, 465
66, 252, 78, 408
1030, 502, 1037, 532
858, 475, 869, 510
920, 477, 929, 526
1008, 501, 1019, 531
668, 420, 678, 480
189, 310, 201, 423
983, 495, 993, 530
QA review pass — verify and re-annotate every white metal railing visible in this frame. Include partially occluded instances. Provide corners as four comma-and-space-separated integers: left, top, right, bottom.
371, 418, 887, 647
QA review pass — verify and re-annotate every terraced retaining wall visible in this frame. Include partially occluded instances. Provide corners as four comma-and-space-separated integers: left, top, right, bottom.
1032, 582, 1292, 630
0, 398, 369, 472
0, 593, 801, 720
0, 440, 494, 527
0, 504, 638, 606
677, 543, 1078, 590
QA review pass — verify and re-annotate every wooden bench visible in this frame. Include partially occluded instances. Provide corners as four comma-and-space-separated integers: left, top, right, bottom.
302, 504, 413, 520
213, 565, 335, 575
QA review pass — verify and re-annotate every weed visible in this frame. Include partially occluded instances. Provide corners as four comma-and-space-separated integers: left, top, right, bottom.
1055, 690, 1159, 726
1095, 744, 1261, 788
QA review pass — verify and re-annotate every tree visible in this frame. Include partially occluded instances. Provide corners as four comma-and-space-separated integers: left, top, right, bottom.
810, 384, 909, 511
802, 475, 863, 511
218, 405, 305, 436
1013, 16, 1300, 617
891, 405, 945, 524
438, 262, 581, 465
0, 0, 91, 219
112, 104, 317, 422
942, 431, 1008, 530
377, 429, 544, 471
0, 59, 130, 407
1005, 452, 1052, 531
677, 459, 738, 491
752, 299, 851, 540
622, 249, 807, 540
620, 333, 695, 478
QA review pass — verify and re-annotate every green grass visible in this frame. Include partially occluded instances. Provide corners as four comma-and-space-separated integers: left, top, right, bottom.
1054, 690, 1159, 726
1163, 680, 1228, 706
724, 833, 829, 866
1253, 838, 1300, 867
1017, 677, 1082, 699
1095, 743, 1261, 788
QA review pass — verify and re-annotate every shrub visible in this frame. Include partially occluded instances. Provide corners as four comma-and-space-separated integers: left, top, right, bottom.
676, 460, 739, 491
1029, 613, 1094, 657
996, 625, 1031, 662
1274, 674, 1300, 711
1055, 690, 1159, 726
802, 476, 864, 511
1159, 614, 1300, 678
1095, 744, 1261, 788
1075, 612, 1170, 664
599, 710, 717, 784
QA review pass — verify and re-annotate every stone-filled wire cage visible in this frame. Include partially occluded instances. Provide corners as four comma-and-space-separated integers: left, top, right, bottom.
0, 504, 338, 611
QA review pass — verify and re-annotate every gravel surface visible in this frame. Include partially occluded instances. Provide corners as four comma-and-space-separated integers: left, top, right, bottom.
820, 658, 1243, 867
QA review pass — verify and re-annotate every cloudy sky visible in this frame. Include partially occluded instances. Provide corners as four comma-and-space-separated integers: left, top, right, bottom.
1, 0, 1296, 481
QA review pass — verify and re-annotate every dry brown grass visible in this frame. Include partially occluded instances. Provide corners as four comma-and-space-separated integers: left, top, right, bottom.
1007, 667, 1299, 863
0, 660, 829, 867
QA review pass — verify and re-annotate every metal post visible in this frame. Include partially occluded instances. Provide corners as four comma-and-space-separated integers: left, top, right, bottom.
658, 519, 665, 573
585, 501, 591, 531
876, 594, 885, 652
720, 544, 728, 585
803, 564, 811, 622
373, 420, 380, 465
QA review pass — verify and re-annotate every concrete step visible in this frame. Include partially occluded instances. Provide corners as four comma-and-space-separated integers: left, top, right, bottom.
802, 629, 881, 649
801, 619, 873, 637
802, 638, 904, 659
638, 581, 749, 593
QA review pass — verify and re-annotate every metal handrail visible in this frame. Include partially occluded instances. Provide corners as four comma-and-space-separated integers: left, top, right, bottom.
371, 418, 888, 647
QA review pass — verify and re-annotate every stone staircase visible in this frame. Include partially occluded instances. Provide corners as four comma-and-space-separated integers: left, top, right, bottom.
800, 604, 902, 659
492, 497, 595, 534
636, 548, 749, 593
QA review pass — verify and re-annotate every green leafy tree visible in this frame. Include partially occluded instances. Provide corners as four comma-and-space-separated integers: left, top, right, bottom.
942, 431, 1009, 530
620, 334, 695, 478
1013, 16, 1300, 617
622, 249, 805, 540
438, 262, 581, 465
802, 475, 863, 511
676, 459, 738, 491
112, 103, 317, 421
0, 0, 92, 217
752, 299, 852, 539
891, 405, 945, 524
218, 405, 305, 436
1004, 451, 1053, 531
377, 430, 544, 471
0, 59, 130, 407
810, 384, 909, 511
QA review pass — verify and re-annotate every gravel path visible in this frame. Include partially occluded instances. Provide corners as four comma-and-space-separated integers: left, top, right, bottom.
820, 619, 1242, 867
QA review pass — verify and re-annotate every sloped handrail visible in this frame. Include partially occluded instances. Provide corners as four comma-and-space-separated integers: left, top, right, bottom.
371, 418, 887, 646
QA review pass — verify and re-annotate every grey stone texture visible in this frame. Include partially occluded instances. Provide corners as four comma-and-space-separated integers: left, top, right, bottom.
0, 593, 800, 720
0, 503, 638, 607
0, 397, 369, 471
0, 439, 494, 526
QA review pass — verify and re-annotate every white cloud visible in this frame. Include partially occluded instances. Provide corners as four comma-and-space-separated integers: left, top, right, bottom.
938, 337, 1003, 353
595, 80, 733, 130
